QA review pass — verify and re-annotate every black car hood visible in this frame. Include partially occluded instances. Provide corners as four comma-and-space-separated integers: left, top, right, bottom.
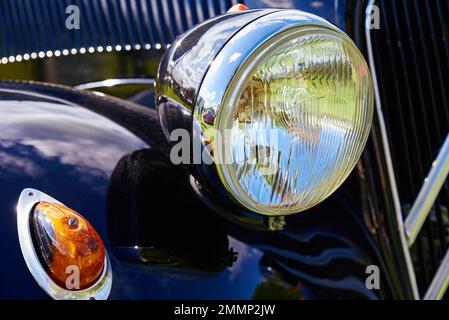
0, 82, 382, 300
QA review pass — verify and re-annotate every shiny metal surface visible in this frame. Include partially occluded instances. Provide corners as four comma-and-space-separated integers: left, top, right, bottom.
405, 133, 449, 247
424, 248, 449, 300
75, 78, 156, 91
365, 0, 419, 299
193, 9, 369, 216
194, 10, 329, 132
17, 188, 112, 300
156, 9, 282, 217
156, 9, 273, 140
157, 9, 361, 216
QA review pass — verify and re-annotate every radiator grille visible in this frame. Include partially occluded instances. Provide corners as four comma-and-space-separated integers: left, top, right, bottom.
0, 0, 240, 58
371, 0, 449, 296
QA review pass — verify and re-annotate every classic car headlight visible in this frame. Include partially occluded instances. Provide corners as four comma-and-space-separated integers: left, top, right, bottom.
156, 9, 373, 216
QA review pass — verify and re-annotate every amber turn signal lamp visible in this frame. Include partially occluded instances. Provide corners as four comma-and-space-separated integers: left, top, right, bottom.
31, 202, 105, 290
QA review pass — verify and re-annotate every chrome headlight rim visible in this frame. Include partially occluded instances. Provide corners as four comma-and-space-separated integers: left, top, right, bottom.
193, 10, 373, 216
156, 9, 374, 218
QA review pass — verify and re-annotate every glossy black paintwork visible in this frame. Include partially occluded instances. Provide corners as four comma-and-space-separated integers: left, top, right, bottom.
0, 0, 406, 300
0, 80, 387, 299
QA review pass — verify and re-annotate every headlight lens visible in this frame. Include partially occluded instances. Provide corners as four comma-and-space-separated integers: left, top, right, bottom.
214, 27, 373, 215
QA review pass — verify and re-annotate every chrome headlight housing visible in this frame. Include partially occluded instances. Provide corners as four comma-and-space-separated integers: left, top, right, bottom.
156, 9, 373, 217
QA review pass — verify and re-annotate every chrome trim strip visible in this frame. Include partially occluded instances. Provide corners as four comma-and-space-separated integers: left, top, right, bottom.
405, 133, 449, 246
424, 250, 449, 300
365, 0, 420, 299
424, 248, 449, 300
74, 78, 155, 90
17, 188, 112, 300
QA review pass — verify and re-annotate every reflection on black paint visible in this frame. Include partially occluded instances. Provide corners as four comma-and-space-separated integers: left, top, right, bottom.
0, 82, 386, 299
107, 148, 237, 276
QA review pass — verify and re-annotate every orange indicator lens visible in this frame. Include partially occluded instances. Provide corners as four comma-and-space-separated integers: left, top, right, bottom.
31, 202, 105, 290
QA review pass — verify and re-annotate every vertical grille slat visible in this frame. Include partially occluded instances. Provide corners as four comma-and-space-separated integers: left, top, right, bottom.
25, 0, 41, 53
80, 0, 95, 48
8, 0, 24, 54
4, 1, 17, 56
128, 0, 147, 46
120, 0, 137, 47
164, 0, 181, 38
173, 0, 189, 32
378, 3, 415, 184
40, 0, 56, 51
388, 1, 439, 277
149, 0, 166, 45
186, 0, 199, 26
372, 0, 449, 296
91, 0, 109, 46
435, 3, 449, 255
111, 0, 127, 46
423, 0, 449, 259
138, 0, 156, 46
